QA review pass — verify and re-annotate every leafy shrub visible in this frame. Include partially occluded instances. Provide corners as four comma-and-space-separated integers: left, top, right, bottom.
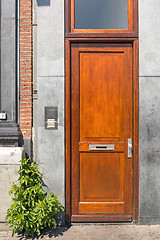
5, 157, 64, 237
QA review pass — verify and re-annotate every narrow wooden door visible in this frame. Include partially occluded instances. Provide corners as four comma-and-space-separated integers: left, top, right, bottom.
71, 43, 133, 222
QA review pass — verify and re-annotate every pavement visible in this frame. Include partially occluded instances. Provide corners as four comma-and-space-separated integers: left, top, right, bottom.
0, 223, 160, 240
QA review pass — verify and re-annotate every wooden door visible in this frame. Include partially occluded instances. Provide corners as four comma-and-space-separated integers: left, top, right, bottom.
71, 43, 133, 222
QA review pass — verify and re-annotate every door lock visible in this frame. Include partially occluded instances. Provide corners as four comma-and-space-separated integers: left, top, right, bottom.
128, 139, 132, 158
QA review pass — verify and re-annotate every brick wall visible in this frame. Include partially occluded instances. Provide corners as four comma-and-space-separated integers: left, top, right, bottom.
19, 0, 33, 139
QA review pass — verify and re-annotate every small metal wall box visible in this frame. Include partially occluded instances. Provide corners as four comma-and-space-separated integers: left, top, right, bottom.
0, 112, 7, 120
45, 107, 58, 130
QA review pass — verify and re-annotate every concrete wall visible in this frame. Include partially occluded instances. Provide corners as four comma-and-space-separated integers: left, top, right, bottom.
139, 0, 160, 223
35, 0, 160, 224
36, 0, 65, 223
0, 148, 24, 221
0, 0, 24, 223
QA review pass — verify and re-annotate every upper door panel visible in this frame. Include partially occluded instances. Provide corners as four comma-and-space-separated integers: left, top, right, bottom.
80, 50, 124, 142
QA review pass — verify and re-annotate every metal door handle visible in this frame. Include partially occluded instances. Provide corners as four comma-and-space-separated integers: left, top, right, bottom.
89, 144, 115, 151
128, 139, 132, 158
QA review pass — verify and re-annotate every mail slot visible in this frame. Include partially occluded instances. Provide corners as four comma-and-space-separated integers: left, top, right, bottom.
89, 144, 115, 151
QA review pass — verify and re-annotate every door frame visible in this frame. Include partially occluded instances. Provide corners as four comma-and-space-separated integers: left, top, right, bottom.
65, 0, 138, 38
65, 38, 139, 224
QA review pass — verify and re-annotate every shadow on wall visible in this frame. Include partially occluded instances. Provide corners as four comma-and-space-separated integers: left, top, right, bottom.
37, 0, 50, 6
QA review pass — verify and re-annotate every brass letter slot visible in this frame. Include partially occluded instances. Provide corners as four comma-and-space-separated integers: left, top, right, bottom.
89, 144, 115, 151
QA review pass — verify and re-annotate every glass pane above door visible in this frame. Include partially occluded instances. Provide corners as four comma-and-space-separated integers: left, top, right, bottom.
75, 0, 128, 29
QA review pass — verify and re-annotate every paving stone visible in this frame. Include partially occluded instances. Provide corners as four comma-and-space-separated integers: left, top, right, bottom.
0, 225, 160, 240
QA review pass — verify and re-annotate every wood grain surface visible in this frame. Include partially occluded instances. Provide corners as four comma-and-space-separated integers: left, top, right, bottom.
70, 43, 133, 221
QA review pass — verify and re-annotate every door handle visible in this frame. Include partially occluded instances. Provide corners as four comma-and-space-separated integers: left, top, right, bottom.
128, 139, 132, 158
89, 144, 115, 151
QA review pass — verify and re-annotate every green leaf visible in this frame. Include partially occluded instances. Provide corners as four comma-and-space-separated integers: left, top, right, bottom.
12, 228, 16, 237
6, 156, 64, 238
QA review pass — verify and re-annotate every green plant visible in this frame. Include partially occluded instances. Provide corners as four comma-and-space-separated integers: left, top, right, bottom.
5, 157, 64, 238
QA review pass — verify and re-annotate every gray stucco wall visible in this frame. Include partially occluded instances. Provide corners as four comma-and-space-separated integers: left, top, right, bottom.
35, 0, 160, 224
36, 0, 65, 223
139, 0, 160, 223
0, 148, 24, 221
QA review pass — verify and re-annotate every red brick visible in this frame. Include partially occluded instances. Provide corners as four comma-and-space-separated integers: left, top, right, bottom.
20, 0, 32, 138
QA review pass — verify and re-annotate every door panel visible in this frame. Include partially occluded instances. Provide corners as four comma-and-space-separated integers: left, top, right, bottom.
80, 153, 124, 202
80, 51, 124, 140
71, 43, 133, 222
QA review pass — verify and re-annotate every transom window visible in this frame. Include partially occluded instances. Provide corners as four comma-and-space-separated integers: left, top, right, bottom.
75, 0, 128, 30
66, 0, 138, 37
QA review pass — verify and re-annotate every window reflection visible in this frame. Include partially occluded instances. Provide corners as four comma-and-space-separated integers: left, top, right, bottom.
75, 0, 128, 29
